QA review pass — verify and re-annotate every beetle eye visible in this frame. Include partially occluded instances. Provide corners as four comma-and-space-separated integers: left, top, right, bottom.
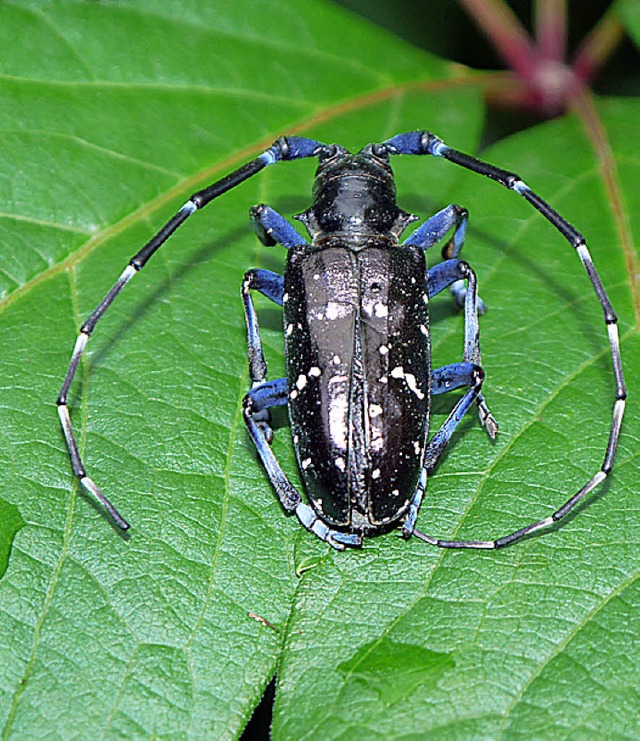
359, 143, 390, 165
318, 144, 348, 165
371, 143, 389, 161
319, 145, 337, 160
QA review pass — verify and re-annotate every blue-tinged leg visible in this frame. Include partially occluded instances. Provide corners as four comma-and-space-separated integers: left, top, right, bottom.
431, 361, 482, 395
401, 258, 496, 538
243, 379, 362, 550
403, 203, 468, 257
242, 268, 284, 384
243, 268, 284, 307
405, 203, 478, 310
243, 205, 307, 386
428, 260, 497, 436
241, 268, 284, 441
402, 362, 485, 537
427, 258, 466, 298
251, 204, 307, 248
428, 260, 480, 362
426, 362, 487, 470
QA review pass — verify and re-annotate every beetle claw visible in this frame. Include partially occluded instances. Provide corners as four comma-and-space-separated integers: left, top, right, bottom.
252, 409, 273, 443
478, 399, 498, 439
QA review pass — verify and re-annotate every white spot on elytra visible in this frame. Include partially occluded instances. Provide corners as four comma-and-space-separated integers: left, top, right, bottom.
296, 374, 307, 390
392, 489, 400, 497
335, 457, 345, 472
325, 303, 339, 320
309, 367, 321, 377
328, 390, 348, 448
379, 345, 389, 355
414, 440, 421, 455
379, 375, 388, 384
301, 457, 311, 469
390, 366, 425, 399
328, 374, 349, 386
369, 404, 383, 418
282, 292, 289, 303
372, 468, 381, 480
373, 302, 388, 318
404, 372, 424, 399
290, 389, 298, 399
286, 323, 294, 336
333, 355, 341, 365
293, 434, 299, 444
420, 324, 428, 337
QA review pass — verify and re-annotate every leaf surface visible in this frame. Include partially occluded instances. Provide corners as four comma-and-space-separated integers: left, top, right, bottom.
0, 1, 637, 738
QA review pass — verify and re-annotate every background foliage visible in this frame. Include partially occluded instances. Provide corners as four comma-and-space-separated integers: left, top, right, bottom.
0, 1, 638, 738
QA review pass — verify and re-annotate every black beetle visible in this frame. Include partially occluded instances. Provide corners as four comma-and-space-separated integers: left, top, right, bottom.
58, 131, 626, 549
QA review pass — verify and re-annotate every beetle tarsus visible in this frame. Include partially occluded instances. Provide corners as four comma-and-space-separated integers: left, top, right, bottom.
477, 397, 498, 439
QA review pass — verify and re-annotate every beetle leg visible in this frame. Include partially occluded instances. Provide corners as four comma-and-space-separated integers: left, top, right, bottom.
241, 267, 286, 441
404, 204, 487, 312
403, 257, 500, 537
250, 204, 307, 248
427, 362, 489, 472
243, 268, 284, 309
428, 260, 498, 437
402, 361, 486, 537
403, 203, 468, 255
243, 379, 361, 550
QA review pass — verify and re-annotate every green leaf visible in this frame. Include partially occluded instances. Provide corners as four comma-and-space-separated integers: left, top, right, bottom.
618, 0, 640, 46
0, 1, 638, 739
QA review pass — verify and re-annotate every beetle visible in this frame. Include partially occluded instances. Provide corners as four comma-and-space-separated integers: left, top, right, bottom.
57, 130, 626, 549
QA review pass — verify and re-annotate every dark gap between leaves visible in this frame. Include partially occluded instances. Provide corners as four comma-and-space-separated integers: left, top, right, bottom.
241, 676, 276, 740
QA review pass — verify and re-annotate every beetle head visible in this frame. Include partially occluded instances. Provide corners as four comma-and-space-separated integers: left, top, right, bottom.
296, 144, 415, 239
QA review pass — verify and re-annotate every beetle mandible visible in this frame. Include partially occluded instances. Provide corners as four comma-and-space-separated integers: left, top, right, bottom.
57, 131, 626, 549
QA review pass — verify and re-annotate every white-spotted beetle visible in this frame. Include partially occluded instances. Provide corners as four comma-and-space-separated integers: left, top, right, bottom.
58, 131, 626, 549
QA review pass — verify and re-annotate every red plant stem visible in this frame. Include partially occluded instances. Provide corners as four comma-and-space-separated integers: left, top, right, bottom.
535, 0, 567, 62
458, 0, 539, 79
572, 10, 625, 83
571, 88, 640, 325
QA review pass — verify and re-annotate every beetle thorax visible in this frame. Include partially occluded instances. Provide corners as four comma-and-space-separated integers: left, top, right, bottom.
295, 153, 416, 243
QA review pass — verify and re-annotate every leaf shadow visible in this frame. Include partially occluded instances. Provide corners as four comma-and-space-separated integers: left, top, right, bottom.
85, 223, 250, 372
